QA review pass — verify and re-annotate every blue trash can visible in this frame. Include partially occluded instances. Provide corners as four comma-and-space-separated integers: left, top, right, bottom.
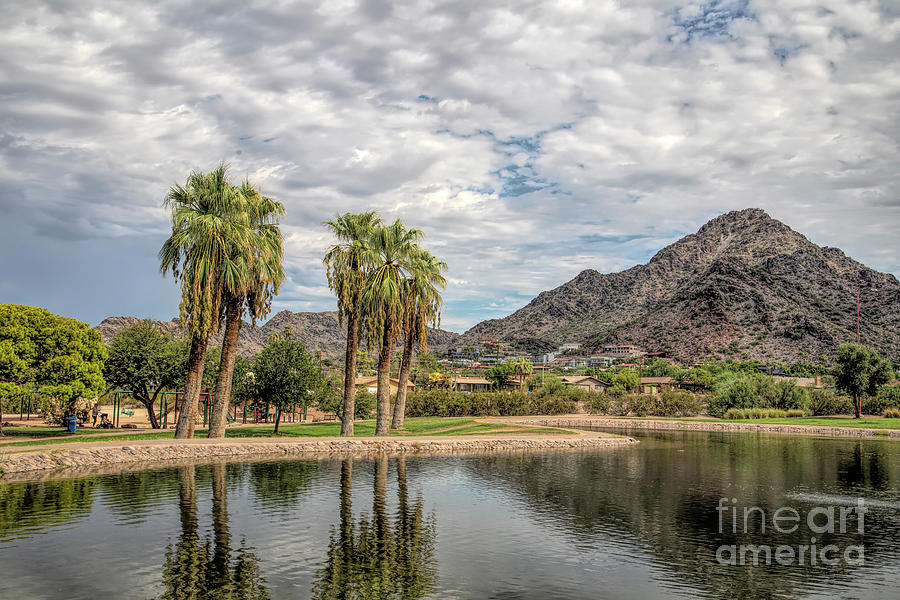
65, 416, 77, 433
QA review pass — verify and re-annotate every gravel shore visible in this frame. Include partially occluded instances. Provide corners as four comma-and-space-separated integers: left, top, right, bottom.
505, 416, 900, 438
0, 433, 637, 478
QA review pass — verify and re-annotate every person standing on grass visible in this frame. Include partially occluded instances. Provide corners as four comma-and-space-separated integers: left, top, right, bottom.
92, 402, 100, 427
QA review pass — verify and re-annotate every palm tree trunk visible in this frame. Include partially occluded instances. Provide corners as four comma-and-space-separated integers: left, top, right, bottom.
391, 329, 415, 430
375, 318, 393, 436
341, 309, 360, 436
210, 462, 232, 591
209, 295, 242, 438
175, 333, 209, 439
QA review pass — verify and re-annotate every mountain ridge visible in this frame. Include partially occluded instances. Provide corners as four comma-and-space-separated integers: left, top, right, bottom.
457, 208, 900, 362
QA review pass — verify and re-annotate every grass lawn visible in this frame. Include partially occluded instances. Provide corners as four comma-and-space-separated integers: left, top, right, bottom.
0, 417, 574, 449
0, 426, 130, 438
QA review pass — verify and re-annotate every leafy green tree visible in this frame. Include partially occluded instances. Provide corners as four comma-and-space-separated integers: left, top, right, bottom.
0, 304, 106, 431
362, 219, 424, 435
834, 343, 894, 418
103, 320, 187, 428
207, 181, 285, 439
392, 248, 447, 430
324, 211, 382, 437
160, 165, 249, 439
251, 329, 326, 433
615, 369, 640, 392
485, 362, 516, 389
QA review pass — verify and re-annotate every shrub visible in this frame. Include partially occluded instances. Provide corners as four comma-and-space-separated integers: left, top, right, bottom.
403, 389, 578, 418
884, 408, 900, 419
588, 393, 611, 414
807, 389, 854, 416
655, 390, 703, 417
724, 407, 787, 420
785, 409, 806, 418
770, 381, 809, 412
353, 390, 376, 419
709, 378, 756, 418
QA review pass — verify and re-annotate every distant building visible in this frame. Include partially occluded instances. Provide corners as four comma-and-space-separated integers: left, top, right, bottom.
640, 377, 675, 394
773, 376, 824, 389
588, 355, 614, 368
600, 344, 644, 358
559, 342, 581, 352
561, 376, 611, 393
355, 376, 415, 395
451, 376, 492, 392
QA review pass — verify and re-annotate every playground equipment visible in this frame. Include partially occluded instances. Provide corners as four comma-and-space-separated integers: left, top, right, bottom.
108, 390, 308, 428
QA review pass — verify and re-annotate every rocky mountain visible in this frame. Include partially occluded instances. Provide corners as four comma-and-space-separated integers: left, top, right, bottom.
459, 209, 900, 362
97, 311, 461, 360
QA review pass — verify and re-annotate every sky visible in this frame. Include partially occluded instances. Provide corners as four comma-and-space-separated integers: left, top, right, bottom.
1, 0, 898, 333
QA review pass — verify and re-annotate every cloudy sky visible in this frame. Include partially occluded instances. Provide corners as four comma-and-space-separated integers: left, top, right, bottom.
1, 0, 898, 332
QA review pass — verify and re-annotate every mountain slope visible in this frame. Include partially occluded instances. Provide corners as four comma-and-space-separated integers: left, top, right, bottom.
460, 209, 900, 361
97, 311, 460, 359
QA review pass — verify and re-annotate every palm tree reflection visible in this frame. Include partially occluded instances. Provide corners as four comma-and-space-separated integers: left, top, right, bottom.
160, 463, 270, 599
313, 456, 437, 599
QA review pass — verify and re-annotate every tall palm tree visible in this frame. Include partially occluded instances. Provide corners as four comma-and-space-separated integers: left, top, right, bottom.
512, 357, 533, 389
391, 249, 447, 430
207, 182, 285, 438
160, 165, 250, 439
362, 220, 423, 436
324, 211, 383, 437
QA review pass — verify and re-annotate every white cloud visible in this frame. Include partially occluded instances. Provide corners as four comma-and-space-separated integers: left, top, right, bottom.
0, 0, 898, 330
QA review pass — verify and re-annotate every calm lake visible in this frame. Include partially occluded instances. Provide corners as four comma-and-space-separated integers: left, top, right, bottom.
1, 430, 899, 599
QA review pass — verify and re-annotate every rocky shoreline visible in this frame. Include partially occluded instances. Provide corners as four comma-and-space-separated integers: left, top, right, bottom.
0, 435, 637, 478
516, 417, 900, 438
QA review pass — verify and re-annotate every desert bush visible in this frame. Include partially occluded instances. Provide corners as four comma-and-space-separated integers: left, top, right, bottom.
770, 380, 809, 411
404, 389, 578, 418
807, 389, 847, 415
785, 409, 806, 418
709, 378, 757, 418
588, 393, 611, 414
655, 390, 703, 417
883, 407, 900, 419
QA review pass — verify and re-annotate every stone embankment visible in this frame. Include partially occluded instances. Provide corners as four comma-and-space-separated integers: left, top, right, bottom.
0, 434, 637, 477
511, 417, 900, 439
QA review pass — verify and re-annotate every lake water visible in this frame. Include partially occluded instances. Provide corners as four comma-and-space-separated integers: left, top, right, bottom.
1, 430, 899, 599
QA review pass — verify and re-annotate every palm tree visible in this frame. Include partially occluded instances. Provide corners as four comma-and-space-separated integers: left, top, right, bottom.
323, 211, 383, 436
207, 182, 285, 438
391, 249, 447, 430
362, 220, 423, 436
160, 165, 249, 439
512, 357, 533, 389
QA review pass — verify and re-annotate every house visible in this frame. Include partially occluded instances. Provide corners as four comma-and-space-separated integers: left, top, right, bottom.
640, 377, 675, 394
600, 344, 644, 358
355, 376, 416, 395
451, 376, 492, 392
561, 376, 611, 393
773, 376, 824, 389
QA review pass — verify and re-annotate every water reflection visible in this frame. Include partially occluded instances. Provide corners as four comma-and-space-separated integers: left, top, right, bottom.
0, 477, 96, 539
312, 456, 437, 599
464, 431, 900, 599
159, 464, 270, 599
0, 432, 899, 599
